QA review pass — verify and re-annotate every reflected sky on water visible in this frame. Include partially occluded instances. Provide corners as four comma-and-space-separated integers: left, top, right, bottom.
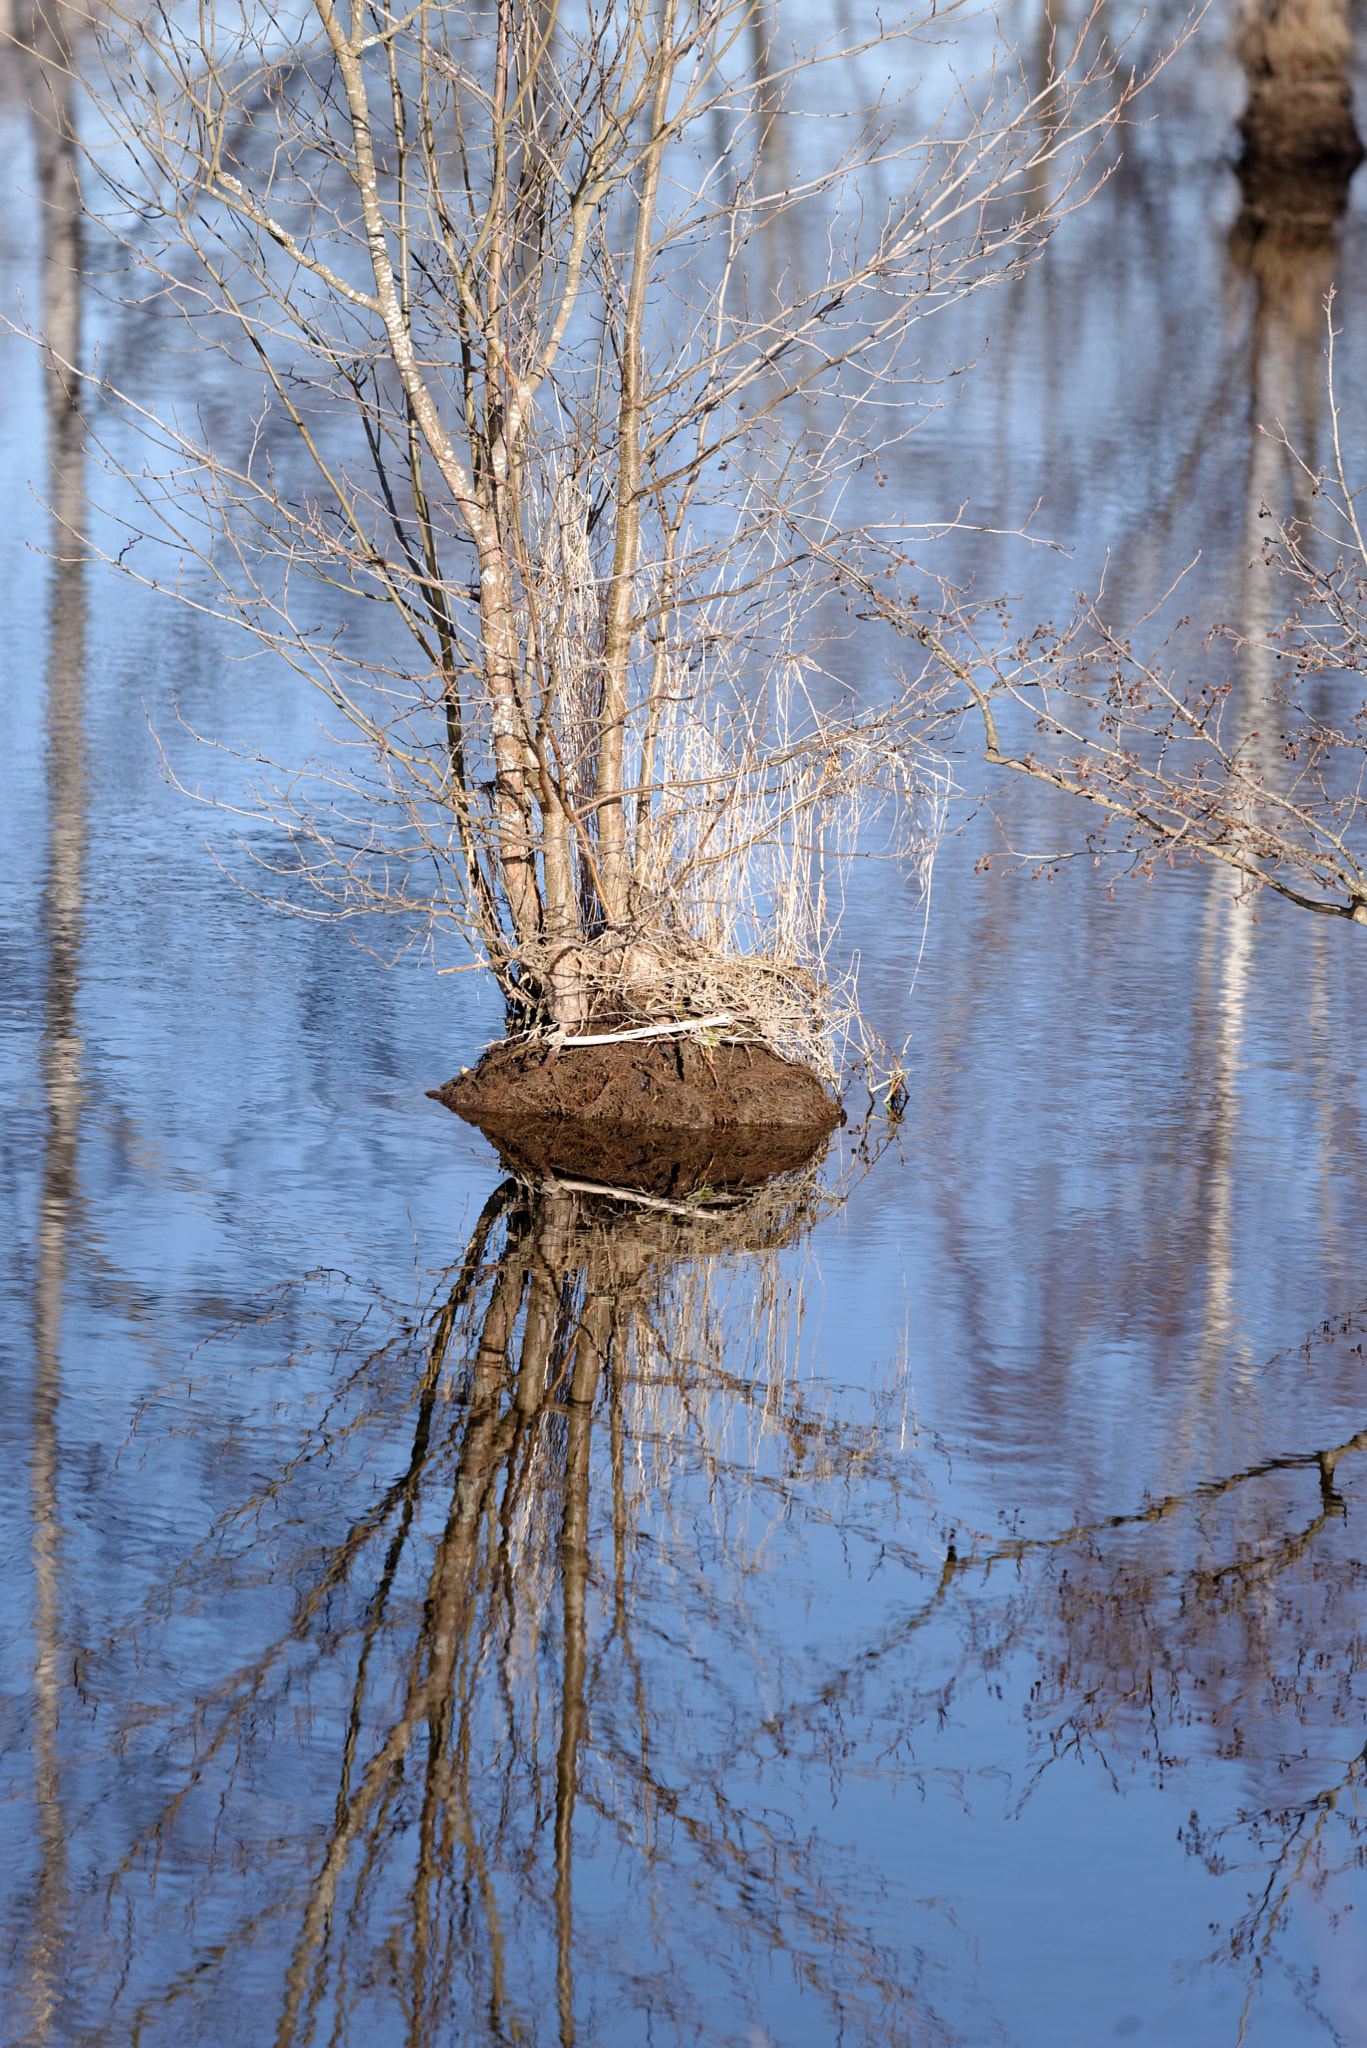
4, 4, 1367, 2043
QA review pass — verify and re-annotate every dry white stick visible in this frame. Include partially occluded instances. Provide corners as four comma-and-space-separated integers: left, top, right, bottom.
558, 1012, 735, 1048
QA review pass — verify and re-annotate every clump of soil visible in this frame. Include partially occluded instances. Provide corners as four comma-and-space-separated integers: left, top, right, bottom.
430, 1035, 839, 1183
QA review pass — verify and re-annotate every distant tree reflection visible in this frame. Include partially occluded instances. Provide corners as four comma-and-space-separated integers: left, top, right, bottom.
16, 3, 85, 2041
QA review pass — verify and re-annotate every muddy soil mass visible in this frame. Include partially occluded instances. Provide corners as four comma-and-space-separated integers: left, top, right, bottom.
430, 1036, 838, 1191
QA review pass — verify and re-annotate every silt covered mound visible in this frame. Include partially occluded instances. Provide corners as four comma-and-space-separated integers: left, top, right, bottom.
430, 1034, 838, 1142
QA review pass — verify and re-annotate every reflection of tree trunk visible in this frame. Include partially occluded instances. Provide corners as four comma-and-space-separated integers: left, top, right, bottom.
270, 1159, 830, 2044
1231, 2, 1359, 376
27, 464, 83, 2046
279, 1183, 623, 2047
277, 1198, 531, 2048
1192, 871, 1252, 1379
410, 1243, 529, 2044
349, 1184, 515, 2043
28, 1, 82, 408
1205, 11, 1345, 1400
554, 1298, 605, 2048
22, 5, 84, 2042
277, 1181, 614, 2048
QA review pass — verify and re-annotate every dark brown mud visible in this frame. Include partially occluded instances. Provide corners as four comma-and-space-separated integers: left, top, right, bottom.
429, 1035, 839, 1194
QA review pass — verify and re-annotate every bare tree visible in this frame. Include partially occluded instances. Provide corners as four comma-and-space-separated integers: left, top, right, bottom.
46, 0, 1177, 1069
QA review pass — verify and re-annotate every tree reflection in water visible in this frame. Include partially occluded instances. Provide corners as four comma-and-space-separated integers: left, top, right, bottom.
16, 4, 86, 2042
96, 1138, 965, 2048
31, 1140, 1367, 2047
